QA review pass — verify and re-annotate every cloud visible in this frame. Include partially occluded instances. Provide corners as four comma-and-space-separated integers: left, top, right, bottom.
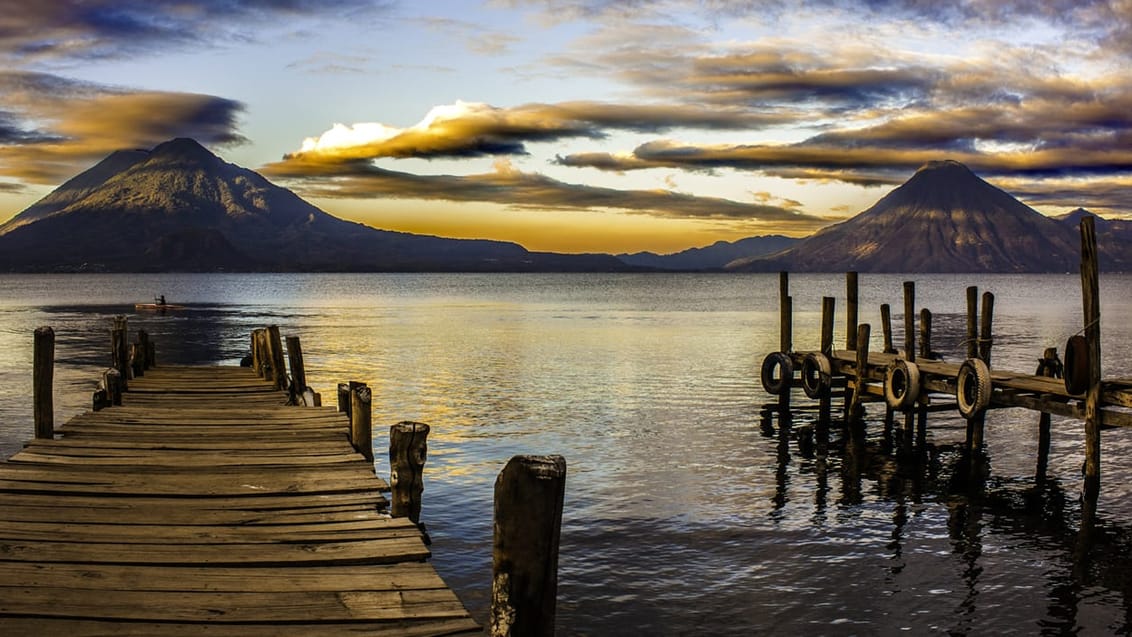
0, 0, 388, 62
285, 100, 794, 163
262, 154, 830, 230
0, 71, 244, 184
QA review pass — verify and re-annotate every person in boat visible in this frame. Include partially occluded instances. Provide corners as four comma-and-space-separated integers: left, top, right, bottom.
156, 294, 166, 306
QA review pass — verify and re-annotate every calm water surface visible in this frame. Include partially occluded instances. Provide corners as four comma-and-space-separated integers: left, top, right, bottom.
2, 272, 1132, 635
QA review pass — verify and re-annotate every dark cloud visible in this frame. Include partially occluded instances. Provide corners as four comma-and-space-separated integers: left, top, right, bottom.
0, 70, 245, 183
0, 0, 389, 62
262, 155, 829, 229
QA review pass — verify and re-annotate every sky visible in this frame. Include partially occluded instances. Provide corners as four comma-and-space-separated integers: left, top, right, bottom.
2, 0, 1132, 254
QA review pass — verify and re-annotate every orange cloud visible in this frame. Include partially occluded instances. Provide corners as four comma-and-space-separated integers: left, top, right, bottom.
262, 153, 830, 231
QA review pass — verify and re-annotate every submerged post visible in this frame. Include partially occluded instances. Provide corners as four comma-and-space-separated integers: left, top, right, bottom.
491, 455, 567, 637
350, 383, 373, 463
1080, 216, 1102, 498
389, 421, 430, 523
33, 326, 54, 439
818, 296, 836, 438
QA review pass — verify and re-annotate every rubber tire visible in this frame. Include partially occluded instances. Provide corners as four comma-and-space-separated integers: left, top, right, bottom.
760, 352, 794, 396
1063, 335, 1089, 395
884, 359, 921, 411
801, 353, 833, 399
956, 358, 992, 420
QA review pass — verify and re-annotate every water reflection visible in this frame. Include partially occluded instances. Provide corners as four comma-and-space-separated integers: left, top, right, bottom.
749, 402, 1132, 635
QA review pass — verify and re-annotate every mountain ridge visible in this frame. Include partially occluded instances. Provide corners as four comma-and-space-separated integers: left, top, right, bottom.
728, 160, 1085, 273
0, 139, 631, 272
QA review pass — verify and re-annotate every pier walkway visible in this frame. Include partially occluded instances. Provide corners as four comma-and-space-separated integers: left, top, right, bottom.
0, 364, 481, 636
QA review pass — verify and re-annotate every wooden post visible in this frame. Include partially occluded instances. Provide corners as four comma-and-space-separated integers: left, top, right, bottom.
350, 383, 373, 463
779, 272, 792, 354
266, 326, 287, 390
337, 382, 352, 418
779, 272, 792, 353
849, 323, 871, 424
491, 455, 566, 637
137, 329, 151, 371
129, 343, 143, 378
903, 282, 915, 362
880, 304, 895, 354
1036, 347, 1057, 481
111, 315, 129, 390
966, 286, 979, 359
33, 326, 54, 440
979, 291, 995, 366
820, 297, 835, 356
902, 282, 916, 436
389, 421, 430, 523
846, 272, 859, 351
103, 368, 122, 406
919, 308, 933, 360
285, 335, 307, 404
1080, 216, 1102, 498
818, 297, 835, 438
251, 329, 265, 378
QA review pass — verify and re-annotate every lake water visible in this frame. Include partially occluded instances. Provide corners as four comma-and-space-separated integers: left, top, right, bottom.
2, 272, 1132, 635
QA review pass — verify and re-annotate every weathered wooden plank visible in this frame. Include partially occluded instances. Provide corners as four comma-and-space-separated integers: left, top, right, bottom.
0, 360, 476, 634
0, 617, 483, 637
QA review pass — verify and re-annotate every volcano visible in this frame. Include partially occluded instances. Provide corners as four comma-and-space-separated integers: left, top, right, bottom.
728, 160, 1080, 273
0, 138, 628, 272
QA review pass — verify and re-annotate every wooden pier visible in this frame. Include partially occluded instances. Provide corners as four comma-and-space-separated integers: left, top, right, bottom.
760, 217, 1124, 496
0, 352, 482, 633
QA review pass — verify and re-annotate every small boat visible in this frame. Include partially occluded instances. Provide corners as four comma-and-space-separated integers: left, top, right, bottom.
135, 297, 186, 311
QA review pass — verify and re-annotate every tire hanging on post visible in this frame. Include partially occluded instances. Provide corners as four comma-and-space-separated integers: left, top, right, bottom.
760, 352, 793, 396
801, 352, 833, 399
956, 357, 992, 419
1063, 334, 1090, 395
884, 358, 921, 411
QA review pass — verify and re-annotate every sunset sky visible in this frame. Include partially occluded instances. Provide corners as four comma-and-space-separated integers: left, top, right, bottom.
2, 1, 1132, 254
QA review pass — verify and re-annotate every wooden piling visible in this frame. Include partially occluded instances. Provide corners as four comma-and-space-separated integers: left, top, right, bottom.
880, 304, 895, 354
1080, 216, 1102, 498
137, 329, 152, 370
846, 272, 859, 351
979, 291, 995, 366
820, 297, 835, 356
251, 329, 265, 378
1036, 348, 1057, 481
33, 326, 54, 440
903, 282, 915, 361
919, 308, 933, 360
779, 272, 792, 354
266, 326, 287, 391
389, 421, 430, 523
849, 323, 871, 423
350, 383, 374, 463
111, 316, 129, 390
285, 335, 307, 404
966, 287, 979, 359
490, 455, 567, 637
102, 368, 123, 406
337, 382, 352, 418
